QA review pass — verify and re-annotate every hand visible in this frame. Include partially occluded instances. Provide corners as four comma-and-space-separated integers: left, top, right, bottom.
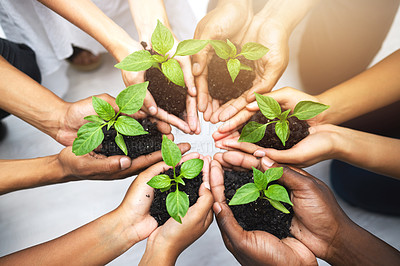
192, 0, 253, 118
139, 155, 214, 265
209, 159, 317, 266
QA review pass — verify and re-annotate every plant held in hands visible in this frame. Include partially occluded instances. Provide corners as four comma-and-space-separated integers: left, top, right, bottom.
239, 93, 329, 146
72, 82, 149, 156
115, 20, 208, 87
147, 135, 204, 223
209, 39, 269, 82
229, 167, 292, 213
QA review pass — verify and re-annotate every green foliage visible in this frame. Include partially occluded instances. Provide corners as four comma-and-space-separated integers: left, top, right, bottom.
147, 135, 204, 223
115, 20, 208, 87
239, 93, 329, 146
72, 82, 149, 156
210, 39, 269, 82
229, 167, 292, 214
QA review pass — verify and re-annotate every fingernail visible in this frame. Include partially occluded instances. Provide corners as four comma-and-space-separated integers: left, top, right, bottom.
193, 63, 200, 73
246, 101, 258, 109
262, 156, 274, 168
213, 202, 222, 215
149, 106, 157, 115
120, 157, 131, 170
254, 150, 266, 157
309, 127, 316, 134
190, 87, 197, 95
204, 181, 210, 190
215, 141, 223, 148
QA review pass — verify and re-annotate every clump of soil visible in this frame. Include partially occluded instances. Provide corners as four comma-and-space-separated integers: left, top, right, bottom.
224, 170, 293, 239
142, 42, 187, 117
100, 118, 162, 159
150, 165, 203, 226
208, 52, 255, 104
246, 111, 310, 150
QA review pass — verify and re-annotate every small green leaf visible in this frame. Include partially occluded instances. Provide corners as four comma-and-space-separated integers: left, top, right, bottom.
229, 183, 260, 205
275, 120, 289, 146
238, 121, 267, 143
114, 50, 155, 71
279, 109, 291, 121
267, 198, 290, 214
292, 101, 329, 120
116, 82, 148, 114
107, 120, 115, 131
226, 39, 237, 57
265, 184, 293, 206
180, 159, 204, 179
255, 93, 281, 119
72, 123, 104, 156
240, 42, 269, 60
115, 132, 127, 155
265, 167, 283, 184
209, 40, 231, 60
161, 184, 172, 192
151, 20, 174, 55
240, 63, 253, 71
84, 115, 105, 124
114, 116, 148, 136
161, 135, 182, 167
92, 96, 115, 121
253, 167, 267, 191
147, 174, 172, 189
161, 59, 185, 87
175, 39, 208, 56
227, 58, 241, 82
152, 54, 166, 63
175, 175, 185, 185
166, 190, 189, 223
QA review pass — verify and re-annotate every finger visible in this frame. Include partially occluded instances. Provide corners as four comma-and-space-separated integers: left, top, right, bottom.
153, 107, 191, 134
149, 118, 172, 135
194, 182, 214, 214
176, 56, 197, 97
194, 50, 210, 112
210, 160, 226, 203
215, 137, 260, 154
211, 98, 220, 115
142, 90, 158, 116
213, 152, 235, 169
185, 93, 199, 133
217, 109, 255, 133
203, 96, 213, 122
221, 151, 261, 170
195, 117, 201, 134
201, 155, 212, 183
192, 45, 211, 77
212, 130, 240, 142
210, 98, 235, 124
219, 93, 248, 122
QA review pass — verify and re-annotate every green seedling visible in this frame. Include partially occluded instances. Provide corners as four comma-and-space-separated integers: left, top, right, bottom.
229, 167, 292, 214
239, 93, 329, 146
147, 135, 204, 223
115, 20, 208, 87
72, 82, 149, 156
209, 39, 269, 82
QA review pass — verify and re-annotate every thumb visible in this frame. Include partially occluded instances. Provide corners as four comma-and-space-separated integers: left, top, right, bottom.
192, 46, 211, 76
214, 202, 244, 251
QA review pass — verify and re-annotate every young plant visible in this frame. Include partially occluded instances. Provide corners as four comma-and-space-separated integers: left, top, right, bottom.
72, 82, 149, 156
229, 167, 292, 213
209, 39, 269, 82
115, 20, 208, 87
239, 93, 329, 146
147, 135, 204, 223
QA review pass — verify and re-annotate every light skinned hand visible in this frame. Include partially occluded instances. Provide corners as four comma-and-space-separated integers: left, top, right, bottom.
210, 159, 317, 266
192, 0, 253, 118
139, 155, 214, 265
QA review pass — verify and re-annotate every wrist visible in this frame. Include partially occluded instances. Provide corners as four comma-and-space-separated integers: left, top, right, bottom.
140, 237, 178, 266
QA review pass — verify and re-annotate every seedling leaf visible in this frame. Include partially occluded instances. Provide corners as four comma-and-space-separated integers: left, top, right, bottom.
227, 58, 241, 82
92, 96, 115, 121
161, 135, 182, 167
175, 39, 209, 56
265, 167, 283, 184
253, 167, 267, 191
240, 42, 269, 60
116, 82, 148, 114
265, 184, 293, 206
240, 63, 253, 71
114, 50, 155, 71
114, 116, 148, 136
292, 101, 329, 120
226, 39, 237, 57
267, 198, 290, 214
161, 59, 185, 87
152, 54, 166, 63
147, 174, 172, 189
255, 93, 281, 119
151, 20, 174, 55
229, 183, 259, 205
275, 120, 289, 146
180, 159, 204, 179
238, 121, 267, 143
278, 109, 291, 121
175, 175, 185, 185
115, 132, 127, 155
84, 115, 105, 124
166, 190, 189, 223
209, 40, 231, 60
72, 123, 104, 156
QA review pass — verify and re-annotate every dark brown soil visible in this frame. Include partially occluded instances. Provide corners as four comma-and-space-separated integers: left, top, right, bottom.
142, 42, 187, 117
99, 118, 162, 159
150, 165, 203, 226
224, 170, 293, 239
246, 111, 310, 150
208, 54, 255, 104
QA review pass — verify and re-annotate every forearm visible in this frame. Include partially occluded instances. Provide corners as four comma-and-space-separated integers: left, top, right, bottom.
333, 126, 400, 178
318, 50, 400, 124
327, 222, 400, 265
0, 57, 66, 139
0, 155, 67, 195
139, 239, 177, 266
38, 0, 139, 61
0, 210, 136, 265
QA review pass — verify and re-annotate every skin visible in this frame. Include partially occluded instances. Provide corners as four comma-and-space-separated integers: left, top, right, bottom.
0, 153, 212, 265
38, 0, 198, 134
211, 153, 400, 265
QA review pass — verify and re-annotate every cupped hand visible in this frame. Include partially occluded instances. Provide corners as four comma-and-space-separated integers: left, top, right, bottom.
210, 159, 317, 266
192, 0, 253, 116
